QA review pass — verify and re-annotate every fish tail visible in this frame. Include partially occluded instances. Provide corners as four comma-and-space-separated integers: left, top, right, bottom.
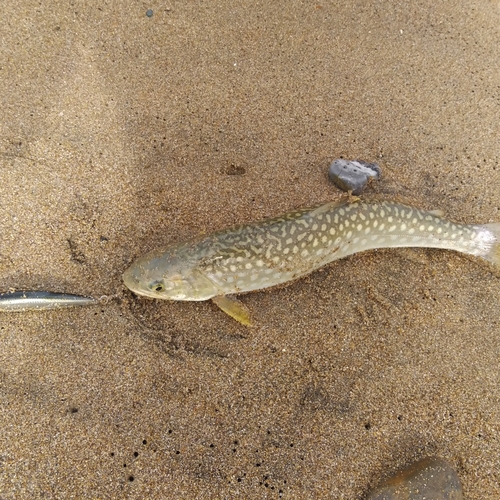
479, 223, 500, 267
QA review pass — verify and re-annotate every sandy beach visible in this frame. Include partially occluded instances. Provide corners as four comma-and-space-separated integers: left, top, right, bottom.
1, 1, 499, 498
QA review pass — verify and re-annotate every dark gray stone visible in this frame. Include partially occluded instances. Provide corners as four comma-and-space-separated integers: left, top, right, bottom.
328, 159, 381, 195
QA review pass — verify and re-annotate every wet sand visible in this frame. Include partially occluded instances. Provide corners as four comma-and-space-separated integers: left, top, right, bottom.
1, 1, 499, 498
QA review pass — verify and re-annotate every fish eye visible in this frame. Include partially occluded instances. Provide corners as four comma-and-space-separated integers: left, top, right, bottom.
150, 280, 166, 293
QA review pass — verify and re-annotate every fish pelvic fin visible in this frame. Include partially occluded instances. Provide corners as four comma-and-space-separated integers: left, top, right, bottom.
212, 295, 253, 326
480, 223, 500, 267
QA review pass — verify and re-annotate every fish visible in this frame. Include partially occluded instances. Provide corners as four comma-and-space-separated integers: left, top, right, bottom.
123, 198, 500, 325
0, 291, 97, 312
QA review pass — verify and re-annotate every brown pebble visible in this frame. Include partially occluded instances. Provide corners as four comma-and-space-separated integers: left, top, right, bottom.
366, 457, 463, 500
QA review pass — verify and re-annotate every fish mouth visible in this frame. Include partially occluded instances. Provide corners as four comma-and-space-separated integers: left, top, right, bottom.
122, 265, 148, 296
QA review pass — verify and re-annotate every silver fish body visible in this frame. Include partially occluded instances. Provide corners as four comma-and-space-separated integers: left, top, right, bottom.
123, 199, 500, 303
0, 291, 97, 312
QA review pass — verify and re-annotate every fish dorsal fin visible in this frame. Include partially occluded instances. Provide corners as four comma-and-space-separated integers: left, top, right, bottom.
212, 295, 253, 326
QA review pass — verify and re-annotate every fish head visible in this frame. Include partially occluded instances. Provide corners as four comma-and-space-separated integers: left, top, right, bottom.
123, 246, 219, 301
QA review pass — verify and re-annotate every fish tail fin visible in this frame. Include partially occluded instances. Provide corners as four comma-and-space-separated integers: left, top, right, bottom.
479, 223, 500, 267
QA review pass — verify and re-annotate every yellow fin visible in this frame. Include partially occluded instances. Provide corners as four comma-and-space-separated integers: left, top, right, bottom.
212, 295, 252, 326
307, 199, 347, 217
481, 223, 500, 267
428, 209, 445, 217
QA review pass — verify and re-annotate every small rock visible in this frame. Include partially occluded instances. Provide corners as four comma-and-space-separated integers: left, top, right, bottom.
328, 159, 381, 195
366, 456, 463, 500
146, 9, 154, 17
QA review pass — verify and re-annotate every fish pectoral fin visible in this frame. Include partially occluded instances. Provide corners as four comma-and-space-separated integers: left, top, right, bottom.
212, 295, 252, 326
428, 209, 445, 217
307, 199, 347, 218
